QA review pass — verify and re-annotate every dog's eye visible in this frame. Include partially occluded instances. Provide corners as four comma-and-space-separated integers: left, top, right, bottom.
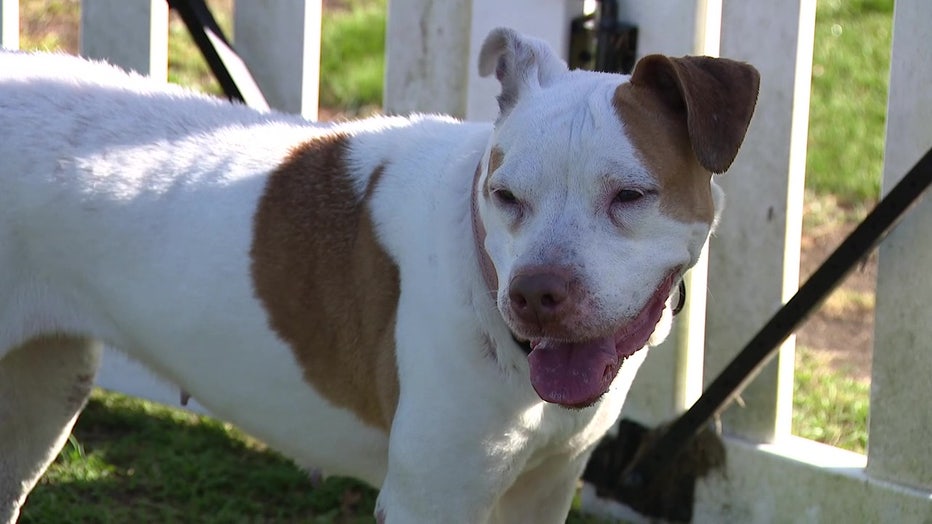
614, 189, 644, 204
493, 188, 519, 206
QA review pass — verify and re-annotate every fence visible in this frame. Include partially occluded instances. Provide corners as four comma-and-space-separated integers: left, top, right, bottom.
1, 0, 930, 521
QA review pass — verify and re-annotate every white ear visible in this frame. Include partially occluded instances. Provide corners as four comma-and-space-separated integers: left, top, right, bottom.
478, 27, 569, 115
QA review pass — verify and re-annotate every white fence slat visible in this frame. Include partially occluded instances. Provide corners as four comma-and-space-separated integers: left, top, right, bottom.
0, 0, 18, 49
694, 436, 932, 521
703, 0, 816, 442
617, 0, 715, 58
868, 0, 932, 491
384, 1, 583, 121
234, 0, 321, 120
383, 0, 472, 118
79, 0, 169, 80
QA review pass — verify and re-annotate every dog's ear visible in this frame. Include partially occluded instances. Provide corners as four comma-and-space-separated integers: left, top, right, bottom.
478, 27, 569, 116
629, 55, 760, 173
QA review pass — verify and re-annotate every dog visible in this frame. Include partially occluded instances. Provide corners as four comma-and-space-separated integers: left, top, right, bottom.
0, 28, 758, 523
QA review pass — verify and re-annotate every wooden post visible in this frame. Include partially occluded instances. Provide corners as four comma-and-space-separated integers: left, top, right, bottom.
383, 0, 582, 120
383, 0, 472, 117
80, 0, 169, 81
234, 0, 321, 120
616, 0, 719, 57
703, 0, 816, 442
867, 0, 932, 490
0, 0, 18, 50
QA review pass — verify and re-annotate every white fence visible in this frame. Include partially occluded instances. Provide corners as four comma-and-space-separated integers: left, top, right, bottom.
2, 0, 930, 521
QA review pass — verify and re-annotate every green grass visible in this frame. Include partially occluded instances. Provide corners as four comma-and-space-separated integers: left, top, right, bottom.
165, 0, 232, 96
319, 0, 386, 111
787, 0, 891, 460
23, 390, 377, 523
792, 349, 869, 453
805, 0, 893, 204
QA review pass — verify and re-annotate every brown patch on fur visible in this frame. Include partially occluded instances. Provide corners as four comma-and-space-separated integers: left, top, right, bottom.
614, 55, 760, 223
614, 83, 715, 224
251, 133, 399, 431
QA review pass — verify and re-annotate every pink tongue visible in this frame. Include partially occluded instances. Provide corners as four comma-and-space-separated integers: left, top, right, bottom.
528, 336, 620, 408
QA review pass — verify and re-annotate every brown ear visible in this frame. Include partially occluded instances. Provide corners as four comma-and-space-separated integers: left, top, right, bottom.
629, 54, 760, 173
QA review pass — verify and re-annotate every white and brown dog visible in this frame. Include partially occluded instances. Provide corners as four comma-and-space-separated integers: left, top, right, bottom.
0, 28, 758, 523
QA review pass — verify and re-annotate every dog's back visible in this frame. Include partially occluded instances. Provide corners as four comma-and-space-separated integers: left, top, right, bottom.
0, 53, 399, 522
0, 51, 305, 352
0, 52, 499, 523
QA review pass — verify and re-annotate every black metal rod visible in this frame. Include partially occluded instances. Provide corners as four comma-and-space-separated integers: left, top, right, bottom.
166, 0, 269, 109
595, 0, 619, 72
621, 145, 932, 493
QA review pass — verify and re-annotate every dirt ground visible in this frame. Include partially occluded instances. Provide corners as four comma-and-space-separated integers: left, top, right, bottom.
797, 219, 876, 382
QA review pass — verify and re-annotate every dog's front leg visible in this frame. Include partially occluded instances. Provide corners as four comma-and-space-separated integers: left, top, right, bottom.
376, 400, 507, 524
491, 451, 592, 523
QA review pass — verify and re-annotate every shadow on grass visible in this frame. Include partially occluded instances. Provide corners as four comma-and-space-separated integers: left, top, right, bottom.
21, 390, 377, 524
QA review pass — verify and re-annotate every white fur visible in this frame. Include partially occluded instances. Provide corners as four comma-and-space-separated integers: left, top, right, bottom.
0, 30, 728, 524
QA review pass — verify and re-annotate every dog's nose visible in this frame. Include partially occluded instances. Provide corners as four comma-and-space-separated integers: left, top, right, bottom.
509, 272, 570, 325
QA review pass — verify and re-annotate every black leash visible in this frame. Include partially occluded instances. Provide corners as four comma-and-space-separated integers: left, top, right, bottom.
617, 145, 932, 497
167, 0, 269, 110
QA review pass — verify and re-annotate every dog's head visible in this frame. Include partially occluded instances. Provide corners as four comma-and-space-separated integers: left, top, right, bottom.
472, 28, 759, 408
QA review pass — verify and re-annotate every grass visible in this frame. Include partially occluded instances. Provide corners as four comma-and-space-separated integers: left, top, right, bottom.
788, 0, 893, 458
319, 0, 386, 112
165, 0, 232, 95
792, 349, 870, 453
24, 390, 378, 523
805, 0, 893, 204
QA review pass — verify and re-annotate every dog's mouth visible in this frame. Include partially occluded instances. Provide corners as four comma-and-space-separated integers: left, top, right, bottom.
525, 271, 678, 409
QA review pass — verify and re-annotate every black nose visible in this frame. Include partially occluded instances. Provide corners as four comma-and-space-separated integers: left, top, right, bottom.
508, 272, 570, 325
